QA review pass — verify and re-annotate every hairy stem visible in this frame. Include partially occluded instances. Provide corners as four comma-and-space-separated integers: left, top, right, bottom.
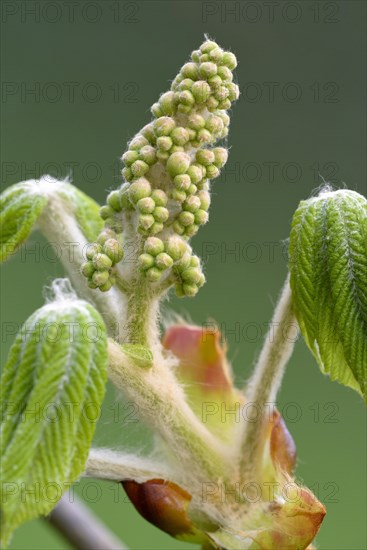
47, 492, 127, 550
123, 276, 159, 346
240, 275, 297, 478
108, 339, 230, 484
37, 192, 124, 339
85, 448, 174, 483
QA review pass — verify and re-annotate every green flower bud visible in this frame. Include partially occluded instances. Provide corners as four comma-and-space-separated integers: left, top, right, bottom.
187, 128, 197, 141
122, 150, 139, 166
93, 253, 113, 270
151, 102, 162, 117
217, 66, 233, 82
86, 243, 102, 260
107, 190, 122, 211
153, 206, 169, 223
196, 149, 215, 166
171, 127, 190, 146
171, 189, 187, 203
155, 252, 174, 270
177, 104, 192, 115
181, 62, 199, 80
129, 178, 152, 203
206, 96, 220, 112
139, 145, 157, 165
81, 261, 95, 278
141, 123, 156, 144
198, 190, 211, 211
187, 164, 205, 184
146, 267, 162, 282
217, 111, 230, 126
206, 164, 220, 179
179, 90, 195, 106
188, 114, 206, 130
138, 253, 155, 270
92, 270, 110, 286
227, 82, 240, 101
187, 184, 198, 195
208, 75, 223, 89
158, 91, 177, 115
222, 51, 237, 69
199, 54, 209, 63
176, 251, 192, 270
183, 195, 201, 213
191, 50, 201, 63
181, 267, 202, 284
87, 279, 98, 289
150, 222, 164, 235
154, 116, 176, 136
97, 228, 117, 245
190, 255, 201, 267
170, 145, 185, 153
99, 280, 113, 292
183, 283, 199, 297
209, 47, 224, 63
139, 214, 155, 230
213, 147, 228, 167
151, 189, 168, 206
173, 220, 185, 235
166, 236, 188, 261
215, 85, 230, 101
171, 75, 182, 89
119, 185, 132, 209
122, 167, 133, 182
198, 273, 206, 287
100, 205, 114, 220
166, 152, 191, 176
185, 224, 199, 238
200, 40, 219, 53
178, 78, 194, 90
157, 136, 173, 151
129, 135, 149, 150
197, 128, 212, 144
199, 62, 217, 79
103, 239, 124, 263
194, 209, 209, 225
206, 115, 224, 134
218, 98, 232, 110
191, 81, 211, 103
174, 174, 191, 191
156, 150, 170, 162
131, 160, 149, 177
144, 237, 164, 256
179, 211, 195, 227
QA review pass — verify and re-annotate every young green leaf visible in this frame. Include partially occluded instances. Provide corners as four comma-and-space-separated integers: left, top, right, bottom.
289, 189, 367, 398
0, 181, 48, 262
0, 280, 108, 546
0, 176, 103, 263
58, 182, 104, 242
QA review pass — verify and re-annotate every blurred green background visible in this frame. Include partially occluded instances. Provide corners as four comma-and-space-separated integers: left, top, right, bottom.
1, 1, 366, 548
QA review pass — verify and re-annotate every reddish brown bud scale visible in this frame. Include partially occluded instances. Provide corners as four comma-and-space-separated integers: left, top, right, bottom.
122, 479, 205, 543
269, 410, 297, 475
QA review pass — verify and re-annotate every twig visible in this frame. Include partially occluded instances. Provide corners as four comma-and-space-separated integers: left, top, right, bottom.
240, 275, 297, 477
47, 492, 128, 550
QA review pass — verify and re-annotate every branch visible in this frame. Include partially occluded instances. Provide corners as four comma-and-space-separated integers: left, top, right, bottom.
85, 448, 174, 483
108, 339, 230, 484
240, 275, 298, 477
47, 492, 128, 550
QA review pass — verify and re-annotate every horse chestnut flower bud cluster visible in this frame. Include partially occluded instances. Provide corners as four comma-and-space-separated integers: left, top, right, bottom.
82, 39, 239, 297
81, 229, 123, 292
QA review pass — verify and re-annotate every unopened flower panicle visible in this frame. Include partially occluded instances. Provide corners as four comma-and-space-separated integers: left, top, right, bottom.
83, 39, 239, 296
